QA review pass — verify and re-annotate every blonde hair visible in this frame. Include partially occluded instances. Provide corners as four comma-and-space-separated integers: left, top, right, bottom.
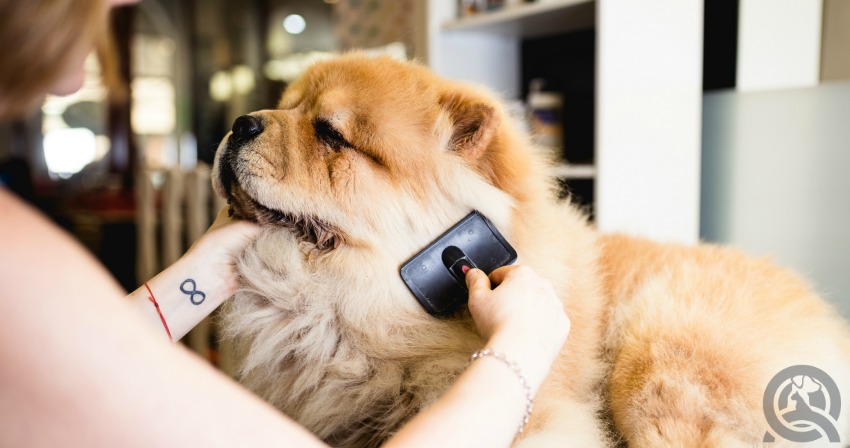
0, 0, 106, 120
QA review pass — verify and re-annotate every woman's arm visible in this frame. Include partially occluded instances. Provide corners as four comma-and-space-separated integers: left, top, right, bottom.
0, 190, 324, 448
126, 208, 260, 341
385, 266, 570, 448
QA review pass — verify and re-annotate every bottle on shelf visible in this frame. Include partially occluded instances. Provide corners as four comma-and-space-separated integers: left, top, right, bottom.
527, 78, 564, 154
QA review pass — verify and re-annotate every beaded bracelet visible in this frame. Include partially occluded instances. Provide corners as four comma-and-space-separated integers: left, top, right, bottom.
469, 348, 534, 435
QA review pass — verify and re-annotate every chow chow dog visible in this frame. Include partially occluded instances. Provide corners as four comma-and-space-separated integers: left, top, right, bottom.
212, 54, 850, 447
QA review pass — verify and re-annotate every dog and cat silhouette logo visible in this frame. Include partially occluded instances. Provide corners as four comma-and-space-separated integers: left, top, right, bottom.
763, 365, 842, 443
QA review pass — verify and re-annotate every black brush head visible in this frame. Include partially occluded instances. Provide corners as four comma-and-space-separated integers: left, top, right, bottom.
441, 245, 466, 269
400, 212, 517, 317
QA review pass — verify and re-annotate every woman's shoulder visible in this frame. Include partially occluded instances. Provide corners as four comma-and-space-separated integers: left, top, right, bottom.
0, 187, 61, 244
0, 188, 99, 269
0, 188, 123, 299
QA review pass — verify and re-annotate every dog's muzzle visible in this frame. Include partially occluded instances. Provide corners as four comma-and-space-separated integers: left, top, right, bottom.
219, 114, 265, 197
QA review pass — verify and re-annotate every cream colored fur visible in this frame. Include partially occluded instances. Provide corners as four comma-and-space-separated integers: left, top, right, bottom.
212, 54, 850, 447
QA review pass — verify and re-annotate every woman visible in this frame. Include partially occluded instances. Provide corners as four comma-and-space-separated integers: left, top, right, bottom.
0, 1, 570, 446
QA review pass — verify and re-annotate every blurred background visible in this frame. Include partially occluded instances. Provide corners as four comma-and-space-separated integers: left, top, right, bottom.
0, 0, 419, 294
0, 0, 848, 363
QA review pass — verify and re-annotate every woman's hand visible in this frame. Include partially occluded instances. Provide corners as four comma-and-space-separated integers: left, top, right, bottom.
127, 207, 261, 341
465, 265, 570, 390
384, 265, 571, 448
184, 207, 262, 298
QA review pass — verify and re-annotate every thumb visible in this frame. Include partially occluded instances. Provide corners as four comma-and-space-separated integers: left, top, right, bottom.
225, 220, 262, 239
209, 206, 235, 232
465, 268, 491, 295
190, 217, 261, 256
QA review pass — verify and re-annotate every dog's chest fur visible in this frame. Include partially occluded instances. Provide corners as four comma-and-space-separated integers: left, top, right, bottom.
224, 229, 483, 447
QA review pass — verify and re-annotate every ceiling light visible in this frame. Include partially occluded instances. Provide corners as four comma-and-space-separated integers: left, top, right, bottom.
283, 14, 306, 35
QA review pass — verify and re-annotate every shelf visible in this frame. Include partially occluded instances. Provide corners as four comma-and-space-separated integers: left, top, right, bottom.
442, 0, 595, 38
553, 163, 595, 179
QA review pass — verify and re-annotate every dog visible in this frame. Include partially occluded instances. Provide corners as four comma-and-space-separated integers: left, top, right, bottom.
212, 54, 850, 447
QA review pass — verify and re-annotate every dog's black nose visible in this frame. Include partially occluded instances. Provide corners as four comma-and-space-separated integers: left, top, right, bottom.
231, 115, 264, 142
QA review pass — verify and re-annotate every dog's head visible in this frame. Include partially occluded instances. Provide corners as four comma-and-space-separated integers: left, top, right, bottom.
213, 54, 542, 259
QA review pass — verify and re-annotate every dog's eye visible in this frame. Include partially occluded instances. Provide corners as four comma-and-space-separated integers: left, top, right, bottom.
313, 118, 353, 150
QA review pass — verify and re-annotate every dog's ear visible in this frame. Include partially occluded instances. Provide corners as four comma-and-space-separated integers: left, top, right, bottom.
439, 90, 500, 159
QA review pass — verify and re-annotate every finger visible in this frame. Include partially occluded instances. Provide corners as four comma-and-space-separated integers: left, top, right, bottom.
465, 268, 491, 295
226, 220, 262, 239
209, 206, 236, 231
487, 265, 521, 286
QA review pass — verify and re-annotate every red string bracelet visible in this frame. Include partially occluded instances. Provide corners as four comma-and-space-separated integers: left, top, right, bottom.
145, 282, 173, 342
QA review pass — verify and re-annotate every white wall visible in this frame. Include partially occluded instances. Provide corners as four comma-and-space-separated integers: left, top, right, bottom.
434, 32, 520, 99
702, 82, 850, 319
424, 0, 520, 99
737, 0, 822, 91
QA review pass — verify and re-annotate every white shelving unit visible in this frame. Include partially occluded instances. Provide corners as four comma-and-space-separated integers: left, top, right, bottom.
422, 0, 703, 244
